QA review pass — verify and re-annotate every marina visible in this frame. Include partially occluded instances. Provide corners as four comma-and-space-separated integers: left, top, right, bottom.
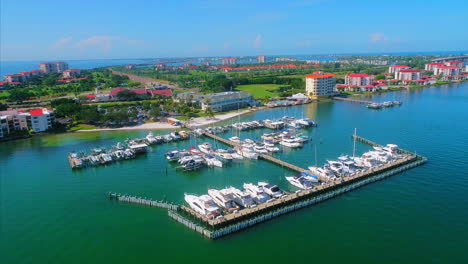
334, 96, 402, 109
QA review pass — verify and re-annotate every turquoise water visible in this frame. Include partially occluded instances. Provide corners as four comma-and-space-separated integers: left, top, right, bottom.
1, 83, 467, 263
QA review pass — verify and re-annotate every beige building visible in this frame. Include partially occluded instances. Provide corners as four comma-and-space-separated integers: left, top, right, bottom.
388, 65, 410, 74
257, 55, 265, 63
201, 91, 255, 112
39, 62, 69, 73
305, 72, 336, 98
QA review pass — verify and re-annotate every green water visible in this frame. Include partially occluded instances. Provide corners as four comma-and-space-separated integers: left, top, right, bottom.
1, 83, 467, 264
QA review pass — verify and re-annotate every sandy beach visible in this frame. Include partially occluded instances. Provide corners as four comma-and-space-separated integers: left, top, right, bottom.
76, 109, 254, 132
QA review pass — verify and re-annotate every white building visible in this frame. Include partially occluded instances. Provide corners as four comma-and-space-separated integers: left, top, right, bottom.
345, 73, 374, 86
444, 60, 464, 68
201, 91, 255, 112
388, 65, 410, 74
63, 69, 81, 78
425, 63, 444, 71
395, 70, 423, 81
257, 55, 265, 63
222, 58, 237, 65
27, 108, 55, 132
305, 72, 336, 98
434, 66, 461, 79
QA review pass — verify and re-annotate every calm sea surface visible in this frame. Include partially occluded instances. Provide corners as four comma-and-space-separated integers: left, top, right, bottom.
1, 83, 467, 264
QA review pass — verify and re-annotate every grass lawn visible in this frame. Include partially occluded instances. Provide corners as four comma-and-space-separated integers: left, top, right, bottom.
236, 84, 286, 99
68, 123, 98, 131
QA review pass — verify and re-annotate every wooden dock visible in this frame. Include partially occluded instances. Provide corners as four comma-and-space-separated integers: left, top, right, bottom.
202, 131, 324, 180
109, 193, 179, 210
334, 97, 374, 104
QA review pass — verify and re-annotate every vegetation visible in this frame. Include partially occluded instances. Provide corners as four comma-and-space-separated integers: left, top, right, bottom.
236, 84, 285, 99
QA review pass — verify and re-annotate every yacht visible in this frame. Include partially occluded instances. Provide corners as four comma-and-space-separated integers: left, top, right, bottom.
184, 194, 221, 218
166, 150, 189, 161
99, 153, 113, 164
280, 137, 302, 148
286, 176, 314, 189
294, 135, 309, 143
208, 188, 241, 212
229, 136, 241, 144
253, 144, 269, 154
264, 141, 280, 152
162, 134, 173, 142
367, 103, 382, 109
225, 187, 256, 208
181, 159, 204, 171
301, 171, 319, 183
198, 142, 213, 154
214, 149, 233, 161
237, 146, 259, 159
308, 166, 336, 179
243, 183, 271, 203
258, 182, 284, 198
227, 149, 243, 160
204, 154, 223, 168
146, 132, 158, 145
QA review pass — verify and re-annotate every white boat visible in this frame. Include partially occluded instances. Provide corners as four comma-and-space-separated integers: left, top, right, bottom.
308, 166, 336, 179
237, 146, 259, 159
258, 182, 284, 198
181, 159, 204, 171
253, 144, 269, 154
204, 154, 223, 168
280, 137, 302, 148
227, 149, 243, 159
226, 187, 256, 208
100, 153, 113, 163
184, 194, 221, 218
286, 176, 314, 189
243, 183, 271, 203
166, 150, 189, 161
198, 142, 213, 154
208, 188, 241, 212
146, 132, 158, 145
214, 149, 233, 161
229, 136, 241, 144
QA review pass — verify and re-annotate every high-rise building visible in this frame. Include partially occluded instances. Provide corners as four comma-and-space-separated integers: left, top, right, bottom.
39, 62, 69, 73
305, 72, 336, 98
345, 73, 374, 86
388, 65, 410, 74
395, 70, 423, 81
257, 55, 265, 63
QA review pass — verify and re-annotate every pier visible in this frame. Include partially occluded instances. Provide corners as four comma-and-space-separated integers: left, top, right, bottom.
109, 193, 179, 210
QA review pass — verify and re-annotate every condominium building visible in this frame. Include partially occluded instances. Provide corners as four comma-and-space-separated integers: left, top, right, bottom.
434, 66, 461, 77
395, 70, 423, 81
444, 60, 464, 68
5, 74, 26, 83
63, 69, 81, 78
257, 55, 266, 63
0, 108, 55, 138
305, 72, 336, 98
345, 73, 374, 86
425, 62, 444, 71
388, 65, 410, 74
201, 91, 255, 112
39, 62, 69, 73
222, 58, 237, 65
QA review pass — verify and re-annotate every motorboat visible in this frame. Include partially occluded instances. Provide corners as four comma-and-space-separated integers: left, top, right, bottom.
280, 137, 302, 148
208, 188, 241, 212
198, 142, 213, 154
181, 159, 204, 171
99, 153, 113, 164
253, 144, 269, 154
214, 149, 233, 161
184, 194, 221, 218
308, 166, 336, 179
227, 149, 243, 159
237, 146, 259, 159
225, 187, 256, 208
229, 136, 241, 144
204, 154, 223, 168
166, 150, 189, 161
300, 171, 319, 183
258, 182, 284, 198
243, 183, 271, 203
286, 176, 314, 189
146, 132, 158, 145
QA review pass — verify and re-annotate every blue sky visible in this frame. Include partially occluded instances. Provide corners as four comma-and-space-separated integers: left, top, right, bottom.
1, 0, 467, 61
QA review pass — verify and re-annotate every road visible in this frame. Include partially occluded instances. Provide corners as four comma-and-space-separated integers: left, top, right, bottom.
108, 68, 176, 88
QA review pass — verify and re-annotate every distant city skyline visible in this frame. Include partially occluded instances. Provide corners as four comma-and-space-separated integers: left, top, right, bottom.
1, 0, 467, 61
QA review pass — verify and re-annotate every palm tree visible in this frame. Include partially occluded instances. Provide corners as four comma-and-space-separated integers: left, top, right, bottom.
204, 107, 215, 120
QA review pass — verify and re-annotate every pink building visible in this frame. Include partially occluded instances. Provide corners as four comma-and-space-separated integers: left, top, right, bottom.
388, 65, 410, 74
395, 70, 423, 81
345, 73, 374, 86
63, 69, 81, 78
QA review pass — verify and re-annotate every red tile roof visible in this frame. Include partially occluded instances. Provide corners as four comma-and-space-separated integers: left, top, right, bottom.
109, 87, 126, 96
148, 89, 172, 97
348, 73, 371, 77
306, 73, 336, 79
391, 65, 410, 68
437, 66, 459, 69
29, 109, 44, 116
445, 60, 463, 63
399, 70, 420, 72
427, 63, 444, 65
132, 88, 148, 95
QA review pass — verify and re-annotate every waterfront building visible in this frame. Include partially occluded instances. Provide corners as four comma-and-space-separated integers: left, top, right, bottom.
395, 70, 423, 81
444, 60, 464, 68
305, 72, 336, 98
425, 62, 444, 71
0, 108, 55, 138
257, 55, 266, 63
5, 74, 26, 83
201, 91, 255, 112
388, 65, 410, 74
39, 62, 69, 73
222, 58, 237, 65
63, 69, 81, 78
434, 66, 462, 80
345, 73, 374, 86
28, 108, 55, 132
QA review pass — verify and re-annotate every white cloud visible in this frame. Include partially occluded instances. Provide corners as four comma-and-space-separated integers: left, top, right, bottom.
74, 35, 116, 53
368, 32, 390, 43
254, 34, 263, 49
52, 37, 73, 49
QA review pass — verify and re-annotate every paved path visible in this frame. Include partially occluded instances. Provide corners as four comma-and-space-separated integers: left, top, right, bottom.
108, 68, 174, 86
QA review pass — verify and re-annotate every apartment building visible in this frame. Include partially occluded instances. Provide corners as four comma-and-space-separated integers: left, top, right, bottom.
39, 62, 69, 73
305, 72, 336, 98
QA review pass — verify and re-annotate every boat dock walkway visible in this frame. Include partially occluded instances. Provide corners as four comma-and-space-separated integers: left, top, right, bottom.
109, 193, 179, 210
202, 131, 324, 180
334, 97, 374, 104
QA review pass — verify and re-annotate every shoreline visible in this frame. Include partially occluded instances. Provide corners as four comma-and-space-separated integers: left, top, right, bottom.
75, 109, 255, 132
